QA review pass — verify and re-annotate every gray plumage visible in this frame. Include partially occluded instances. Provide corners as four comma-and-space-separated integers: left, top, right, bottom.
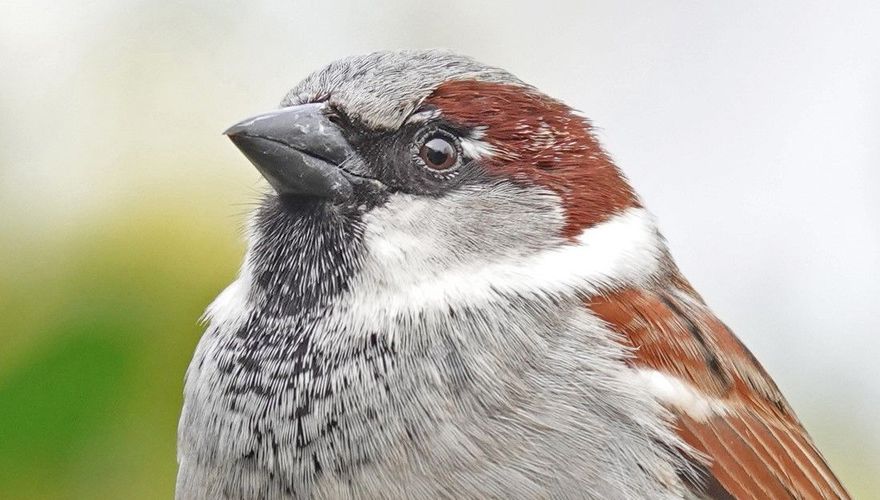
177, 50, 698, 499
282, 50, 525, 130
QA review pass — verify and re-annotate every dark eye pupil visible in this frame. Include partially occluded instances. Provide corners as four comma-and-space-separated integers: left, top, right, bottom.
420, 137, 456, 170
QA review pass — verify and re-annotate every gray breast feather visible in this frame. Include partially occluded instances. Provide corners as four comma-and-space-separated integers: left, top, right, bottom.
177, 285, 693, 499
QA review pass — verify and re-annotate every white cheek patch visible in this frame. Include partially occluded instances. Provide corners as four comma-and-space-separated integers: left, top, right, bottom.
351, 207, 664, 314
632, 369, 728, 422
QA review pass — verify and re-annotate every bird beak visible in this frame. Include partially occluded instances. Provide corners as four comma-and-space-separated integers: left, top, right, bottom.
224, 102, 354, 200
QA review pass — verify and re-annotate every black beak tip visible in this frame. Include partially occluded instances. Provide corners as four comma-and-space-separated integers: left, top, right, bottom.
223, 122, 248, 137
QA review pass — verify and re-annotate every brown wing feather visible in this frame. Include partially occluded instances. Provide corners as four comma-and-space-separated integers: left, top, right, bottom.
589, 286, 849, 499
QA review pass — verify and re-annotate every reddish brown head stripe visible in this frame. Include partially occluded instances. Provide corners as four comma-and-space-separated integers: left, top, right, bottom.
424, 80, 639, 236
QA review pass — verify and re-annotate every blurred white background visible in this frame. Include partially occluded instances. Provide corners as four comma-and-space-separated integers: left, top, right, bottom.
1, 0, 877, 497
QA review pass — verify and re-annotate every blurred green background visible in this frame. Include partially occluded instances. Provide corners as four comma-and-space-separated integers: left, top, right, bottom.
1, 1, 878, 498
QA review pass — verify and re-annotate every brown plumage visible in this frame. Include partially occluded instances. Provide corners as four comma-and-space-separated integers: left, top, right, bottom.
425, 80, 639, 236
589, 286, 850, 499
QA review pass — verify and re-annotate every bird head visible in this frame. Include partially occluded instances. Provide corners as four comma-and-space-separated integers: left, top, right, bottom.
223, 50, 653, 314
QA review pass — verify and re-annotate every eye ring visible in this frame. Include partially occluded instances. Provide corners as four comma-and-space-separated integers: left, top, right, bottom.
418, 134, 459, 171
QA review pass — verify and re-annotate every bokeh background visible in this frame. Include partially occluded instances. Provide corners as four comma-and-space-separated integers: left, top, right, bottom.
2, 1, 878, 498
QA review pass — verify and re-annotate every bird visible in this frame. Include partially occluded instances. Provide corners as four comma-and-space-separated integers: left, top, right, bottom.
176, 49, 850, 499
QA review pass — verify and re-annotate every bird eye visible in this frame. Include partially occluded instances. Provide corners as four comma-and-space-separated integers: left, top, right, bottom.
418, 135, 457, 170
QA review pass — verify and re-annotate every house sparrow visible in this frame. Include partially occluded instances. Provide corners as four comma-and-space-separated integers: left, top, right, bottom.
176, 50, 849, 499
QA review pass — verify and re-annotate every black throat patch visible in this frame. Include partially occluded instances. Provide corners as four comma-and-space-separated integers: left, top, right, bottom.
249, 195, 365, 318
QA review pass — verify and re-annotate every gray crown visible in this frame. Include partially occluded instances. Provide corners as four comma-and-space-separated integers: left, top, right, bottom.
281, 49, 525, 130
